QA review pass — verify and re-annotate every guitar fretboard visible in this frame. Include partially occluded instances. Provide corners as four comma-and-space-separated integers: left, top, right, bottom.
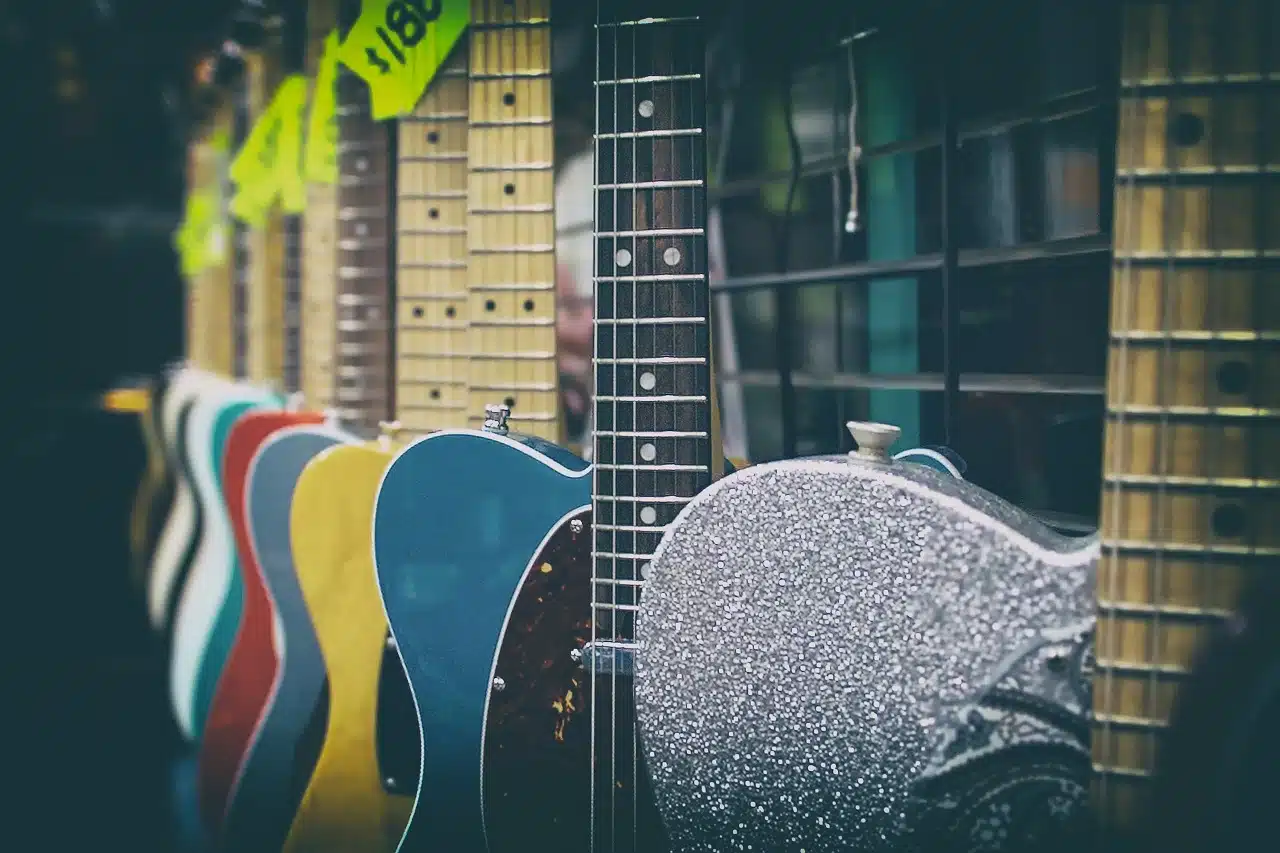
465, 0, 559, 440
590, 6, 711, 853
394, 44, 469, 435
336, 66, 394, 431
283, 211, 302, 393
232, 73, 252, 380
1092, 0, 1279, 835
302, 0, 339, 409
247, 51, 286, 386
591, 6, 712, 640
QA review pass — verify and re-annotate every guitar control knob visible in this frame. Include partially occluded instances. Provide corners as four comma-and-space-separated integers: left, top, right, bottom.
846, 421, 901, 463
482, 404, 511, 435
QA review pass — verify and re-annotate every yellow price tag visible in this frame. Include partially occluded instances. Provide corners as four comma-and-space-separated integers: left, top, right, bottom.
304, 31, 340, 185
335, 0, 469, 120
273, 75, 309, 213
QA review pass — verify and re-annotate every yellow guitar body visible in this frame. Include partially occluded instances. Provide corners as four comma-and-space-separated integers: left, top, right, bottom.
283, 438, 413, 853
127, 387, 167, 591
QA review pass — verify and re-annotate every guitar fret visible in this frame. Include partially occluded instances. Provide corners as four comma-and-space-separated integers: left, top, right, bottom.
472, 317, 555, 328
596, 73, 702, 86
469, 164, 552, 172
595, 316, 706, 326
596, 357, 707, 365
470, 119, 553, 128
468, 351, 555, 360
399, 191, 468, 200
469, 281, 554, 290
597, 179, 703, 190
1109, 405, 1280, 418
1105, 474, 1280, 490
596, 128, 703, 141
470, 205, 555, 213
471, 245, 555, 253
593, 494, 690, 504
1113, 330, 1280, 342
398, 153, 468, 162
468, 71, 552, 80
596, 523, 672, 534
594, 463, 708, 473
597, 228, 705, 238
597, 16, 700, 28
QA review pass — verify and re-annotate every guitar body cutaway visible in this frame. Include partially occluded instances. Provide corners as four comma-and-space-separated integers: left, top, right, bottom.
282, 440, 413, 853
198, 410, 326, 836
372, 429, 591, 852
220, 424, 353, 853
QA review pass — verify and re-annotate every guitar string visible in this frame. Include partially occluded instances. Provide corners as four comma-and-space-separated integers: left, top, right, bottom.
1098, 0, 1141, 827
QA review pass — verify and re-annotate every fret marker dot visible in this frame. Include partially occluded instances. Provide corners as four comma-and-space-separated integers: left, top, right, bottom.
430, 389, 440, 400
485, 299, 496, 311
355, 222, 368, 236
640, 506, 657, 525
426, 131, 438, 144
640, 561, 652, 580
428, 208, 439, 219
503, 183, 515, 195
638, 100, 654, 118
1211, 504, 1247, 538
503, 92, 516, 106
640, 371, 657, 391
523, 299, 535, 312
663, 247, 681, 266
615, 248, 632, 267
640, 443, 657, 461
1216, 360, 1250, 395
1170, 112, 1205, 148
412, 306, 424, 318
504, 396, 516, 409
445, 305, 456, 318
356, 156, 368, 172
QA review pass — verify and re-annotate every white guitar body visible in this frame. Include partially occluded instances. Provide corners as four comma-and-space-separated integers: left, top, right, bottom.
168, 381, 279, 741
148, 367, 222, 633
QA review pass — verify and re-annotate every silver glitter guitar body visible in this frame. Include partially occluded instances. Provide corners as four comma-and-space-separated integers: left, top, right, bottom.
635, 422, 1099, 853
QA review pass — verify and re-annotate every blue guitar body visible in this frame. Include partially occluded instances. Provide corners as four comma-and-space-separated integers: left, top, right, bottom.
372, 429, 590, 852
221, 424, 353, 853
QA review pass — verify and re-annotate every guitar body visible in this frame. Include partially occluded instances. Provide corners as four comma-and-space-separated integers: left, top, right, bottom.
150, 369, 218, 636
634, 442, 1099, 853
282, 440, 413, 853
198, 410, 327, 835
170, 385, 279, 741
372, 430, 592, 852
220, 423, 356, 853
129, 373, 176, 593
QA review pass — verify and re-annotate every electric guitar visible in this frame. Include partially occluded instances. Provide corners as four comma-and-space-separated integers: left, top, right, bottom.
1093, 3, 1279, 851
128, 372, 176, 595
373, 6, 972, 851
278, 58, 413, 853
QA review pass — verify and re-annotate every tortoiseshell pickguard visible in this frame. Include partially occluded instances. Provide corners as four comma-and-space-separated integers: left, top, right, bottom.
483, 509, 594, 852
482, 509, 669, 853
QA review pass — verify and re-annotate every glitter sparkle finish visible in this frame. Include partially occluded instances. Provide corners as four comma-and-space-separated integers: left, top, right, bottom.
634, 454, 1099, 852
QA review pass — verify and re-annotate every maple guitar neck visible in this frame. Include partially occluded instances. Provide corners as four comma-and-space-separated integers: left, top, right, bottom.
464, 0, 560, 441
393, 38, 469, 434
245, 48, 287, 387
1092, 0, 1279, 837
335, 64, 395, 431
302, 0, 340, 410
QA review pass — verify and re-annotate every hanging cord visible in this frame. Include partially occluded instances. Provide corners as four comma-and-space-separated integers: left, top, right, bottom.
844, 32, 863, 234
772, 66, 803, 457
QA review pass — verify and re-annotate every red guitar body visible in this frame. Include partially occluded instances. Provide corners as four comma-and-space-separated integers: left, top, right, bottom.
197, 410, 325, 836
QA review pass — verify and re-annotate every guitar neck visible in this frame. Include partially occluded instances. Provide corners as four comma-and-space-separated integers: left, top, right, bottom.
283, 211, 303, 394
464, 0, 560, 440
393, 43, 470, 435
1092, 0, 1279, 834
231, 74, 254, 381
186, 137, 211, 370
591, 3, 713, 634
335, 66, 395, 431
301, 0, 340, 409
246, 50, 286, 387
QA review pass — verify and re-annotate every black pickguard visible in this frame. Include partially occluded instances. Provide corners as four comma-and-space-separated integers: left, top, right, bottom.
482, 510, 669, 853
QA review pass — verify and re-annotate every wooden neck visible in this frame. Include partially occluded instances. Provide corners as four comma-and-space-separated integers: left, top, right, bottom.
590, 4, 713, 595
246, 50, 286, 386
1092, 0, 1278, 834
464, 0, 560, 440
231, 70, 255, 380
301, 0, 339, 409
334, 66, 394, 431
393, 43, 469, 434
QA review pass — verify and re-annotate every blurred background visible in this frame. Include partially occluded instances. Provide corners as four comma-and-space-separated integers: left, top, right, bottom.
1, 0, 1114, 846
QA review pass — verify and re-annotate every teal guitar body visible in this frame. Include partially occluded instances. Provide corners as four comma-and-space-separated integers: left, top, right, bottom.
372, 429, 591, 852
